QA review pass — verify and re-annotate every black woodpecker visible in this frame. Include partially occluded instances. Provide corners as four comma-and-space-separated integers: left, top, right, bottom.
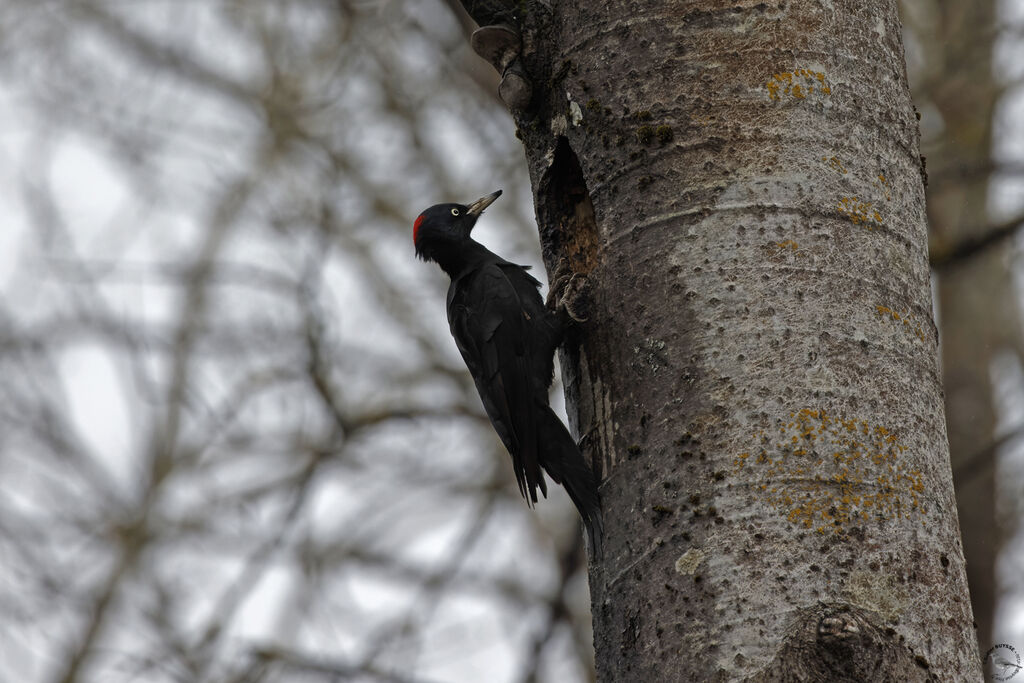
413, 190, 602, 554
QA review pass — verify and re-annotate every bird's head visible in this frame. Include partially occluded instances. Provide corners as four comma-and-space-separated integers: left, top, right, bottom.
413, 190, 502, 263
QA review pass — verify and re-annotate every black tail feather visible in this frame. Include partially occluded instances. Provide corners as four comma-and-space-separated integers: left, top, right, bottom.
537, 406, 603, 557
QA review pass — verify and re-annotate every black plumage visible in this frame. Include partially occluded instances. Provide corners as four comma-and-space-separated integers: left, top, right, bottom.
413, 190, 602, 553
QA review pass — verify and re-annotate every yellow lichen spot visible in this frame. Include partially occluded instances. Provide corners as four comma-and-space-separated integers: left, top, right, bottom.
838, 196, 883, 227
823, 155, 848, 174
874, 173, 892, 201
733, 409, 923, 535
876, 304, 927, 344
767, 69, 829, 101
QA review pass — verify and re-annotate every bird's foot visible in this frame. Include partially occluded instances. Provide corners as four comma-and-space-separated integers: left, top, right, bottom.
545, 258, 572, 309
546, 258, 588, 323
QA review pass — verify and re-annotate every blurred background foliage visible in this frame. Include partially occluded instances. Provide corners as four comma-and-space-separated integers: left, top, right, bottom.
0, 1, 1019, 682
0, 2, 587, 682
904, 0, 1024, 655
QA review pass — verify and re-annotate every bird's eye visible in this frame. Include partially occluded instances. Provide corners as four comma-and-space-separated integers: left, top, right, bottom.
451, 208, 460, 216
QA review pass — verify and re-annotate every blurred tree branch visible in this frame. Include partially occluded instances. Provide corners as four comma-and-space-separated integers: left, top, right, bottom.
930, 211, 1024, 269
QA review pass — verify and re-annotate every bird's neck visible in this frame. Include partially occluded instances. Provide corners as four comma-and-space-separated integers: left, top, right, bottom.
434, 238, 500, 279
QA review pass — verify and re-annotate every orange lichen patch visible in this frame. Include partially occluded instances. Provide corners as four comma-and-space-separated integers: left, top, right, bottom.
733, 451, 751, 468
829, 164, 888, 222
822, 155, 848, 174
763, 239, 804, 260
838, 196, 883, 227
733, 409, 923, 534
874, 173, 892, 201
767, 68, 830, 101
875, 305, 927, 342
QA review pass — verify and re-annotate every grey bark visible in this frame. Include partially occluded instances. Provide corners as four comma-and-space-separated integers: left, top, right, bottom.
462, 0, 980, 680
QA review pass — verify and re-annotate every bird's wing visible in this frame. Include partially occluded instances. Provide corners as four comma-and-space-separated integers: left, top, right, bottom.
498, 262, 562, 386
449, 264, 547, 503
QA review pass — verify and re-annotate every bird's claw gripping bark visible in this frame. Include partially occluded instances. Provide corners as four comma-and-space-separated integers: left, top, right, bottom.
559, 275, 588, 323
545, 258, 571, 309
547, 258, 588, 323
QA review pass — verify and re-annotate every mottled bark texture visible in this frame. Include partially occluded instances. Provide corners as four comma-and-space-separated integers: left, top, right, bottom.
462, 0, 980, 679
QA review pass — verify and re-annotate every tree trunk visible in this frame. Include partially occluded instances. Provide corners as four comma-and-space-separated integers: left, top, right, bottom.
462, 0, 980, 679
